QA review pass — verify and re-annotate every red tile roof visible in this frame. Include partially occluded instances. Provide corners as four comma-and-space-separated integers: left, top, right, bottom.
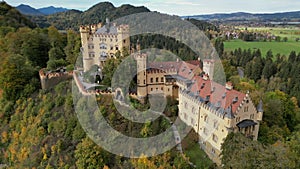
147, 59, 246, 114
190, 76, 246, 113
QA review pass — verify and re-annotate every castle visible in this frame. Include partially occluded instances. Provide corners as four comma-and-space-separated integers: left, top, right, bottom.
78, 21, 263, 165
134, 52, 263, 164
80, 19, 130, 71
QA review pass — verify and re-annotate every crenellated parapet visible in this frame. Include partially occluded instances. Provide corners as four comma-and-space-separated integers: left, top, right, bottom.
39, 68, 73, 90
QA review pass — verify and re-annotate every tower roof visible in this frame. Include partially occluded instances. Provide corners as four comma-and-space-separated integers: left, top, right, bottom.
95, 25, 118, 34
257, 99, 263, 113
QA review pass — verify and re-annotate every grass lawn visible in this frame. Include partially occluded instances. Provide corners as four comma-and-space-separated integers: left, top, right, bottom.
185, 143, 215, 169
182, 130, 215, 169
224, 39, 300, 57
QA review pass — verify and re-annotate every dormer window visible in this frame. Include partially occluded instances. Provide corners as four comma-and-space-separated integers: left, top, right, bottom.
222, 93, 226, 99
205, 95, 210, 102
201, 83, 205, 89
233, 96, 238, 103
216, 101, 221, 108
211, 87, 216, 93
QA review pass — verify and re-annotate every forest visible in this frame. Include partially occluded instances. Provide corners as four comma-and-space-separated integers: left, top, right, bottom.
0, 1, 300, 168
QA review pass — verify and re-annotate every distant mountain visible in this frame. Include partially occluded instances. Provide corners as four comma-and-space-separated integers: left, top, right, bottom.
29, 2, 150, 30
38, 6, 69, 15
0, 2, 36, 28
183, 11, 300, 22
16, 4, 44, 16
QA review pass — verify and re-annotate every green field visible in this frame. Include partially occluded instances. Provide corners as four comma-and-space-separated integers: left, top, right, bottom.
239, 27, 300, 42
224, 39, 300, 57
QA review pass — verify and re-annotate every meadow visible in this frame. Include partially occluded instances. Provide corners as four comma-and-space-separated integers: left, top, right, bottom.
224, 39, 300, 57
240, 27, 300, 42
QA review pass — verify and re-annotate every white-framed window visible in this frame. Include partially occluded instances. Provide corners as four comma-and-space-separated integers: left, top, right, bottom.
244, 106, 249, 112
212, 134, 218, 143
211, 148, 216, 154
192, 106, 196, 114
191, 118, 194, 125
213, 120, 218, 130
100, 43, 107, 49
204, 114, 208, 123
203, 127, 208, 135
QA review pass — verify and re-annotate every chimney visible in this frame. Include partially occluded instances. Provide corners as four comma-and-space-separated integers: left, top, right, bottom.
226, 82, 233, 90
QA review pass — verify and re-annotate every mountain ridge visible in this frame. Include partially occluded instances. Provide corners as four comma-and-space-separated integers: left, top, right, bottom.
182, 11, 300, 21
38, 6, 69, 15
16, 4, 44, 16
16, 4, 70, 15
29, 2, 150, 30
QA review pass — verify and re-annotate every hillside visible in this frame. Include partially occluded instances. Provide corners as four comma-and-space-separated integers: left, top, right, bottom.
16, 4, 44, 16
0, 2, 36, 28
29, 2, 150, 30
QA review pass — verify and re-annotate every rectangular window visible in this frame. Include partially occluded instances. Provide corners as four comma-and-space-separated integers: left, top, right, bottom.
214, 121, 218, 130
212, 134, 218, 143
211, 148, 215, 154
150, 78, 153, 83
161, 77, 164, 82
204, 115, 208, 123
244, 106, 249, 112
203, 128, 208, 135
156, 77, 159, 83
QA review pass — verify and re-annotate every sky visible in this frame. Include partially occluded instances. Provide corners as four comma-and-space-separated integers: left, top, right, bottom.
4, 0, 300, 16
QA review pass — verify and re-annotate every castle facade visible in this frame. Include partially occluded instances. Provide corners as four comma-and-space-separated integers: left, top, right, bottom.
80, 19, 130, 71
134, 53, 263, 164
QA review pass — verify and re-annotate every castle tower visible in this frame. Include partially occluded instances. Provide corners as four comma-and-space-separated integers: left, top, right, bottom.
80, 25, 94, 72
117, 24, 130, 56
203, 59, 215, 80
135, 43, 147, 102
257, 99, 263, 121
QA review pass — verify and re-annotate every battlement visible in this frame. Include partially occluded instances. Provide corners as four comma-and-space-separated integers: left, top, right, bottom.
39, 68, 73, 90
117, 24, 130, 32
80, 23, 103, 33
